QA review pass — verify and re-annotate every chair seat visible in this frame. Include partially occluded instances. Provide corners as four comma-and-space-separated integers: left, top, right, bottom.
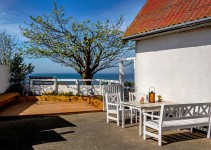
145, 118, 209, 130
107, 108, 131, 114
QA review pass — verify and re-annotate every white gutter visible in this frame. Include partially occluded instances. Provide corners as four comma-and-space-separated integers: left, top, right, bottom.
122, 17, 211, 41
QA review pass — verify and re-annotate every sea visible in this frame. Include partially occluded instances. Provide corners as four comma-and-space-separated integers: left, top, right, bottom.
29, 73, 134, 82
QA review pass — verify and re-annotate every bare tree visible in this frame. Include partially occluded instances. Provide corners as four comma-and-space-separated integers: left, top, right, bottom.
21, 1, 134, 84
0, 30, 17, 66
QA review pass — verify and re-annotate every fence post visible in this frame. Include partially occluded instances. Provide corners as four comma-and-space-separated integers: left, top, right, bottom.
119, 59, 124, 86
99, 80, 102, 95
54, 78, 58, 93
121, 84, 124, 102
76, 80, 80, 95
30, 79, 33, 95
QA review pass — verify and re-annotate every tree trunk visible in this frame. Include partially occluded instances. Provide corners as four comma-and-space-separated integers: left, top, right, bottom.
81, 72, 93, 85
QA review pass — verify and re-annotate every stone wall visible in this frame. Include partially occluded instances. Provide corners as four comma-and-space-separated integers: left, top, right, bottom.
0, 65, 10, 94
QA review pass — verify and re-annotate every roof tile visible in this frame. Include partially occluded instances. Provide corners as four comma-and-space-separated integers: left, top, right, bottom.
123, 0, 211, 38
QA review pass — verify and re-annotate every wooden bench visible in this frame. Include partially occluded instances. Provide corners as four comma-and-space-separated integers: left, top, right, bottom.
143, 103, 211, 146
0, 92, 19, 108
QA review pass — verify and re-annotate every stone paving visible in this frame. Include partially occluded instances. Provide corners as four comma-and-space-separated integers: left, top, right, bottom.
0, 112, 211, 150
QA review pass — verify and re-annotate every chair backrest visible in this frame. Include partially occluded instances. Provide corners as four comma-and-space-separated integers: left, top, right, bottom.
102, 84, 123, 101
105, 93, 121, 110
102, 84, 122, 94
106, 93, 121, 104
129, 92, 146, 102
160, 103, 211, 122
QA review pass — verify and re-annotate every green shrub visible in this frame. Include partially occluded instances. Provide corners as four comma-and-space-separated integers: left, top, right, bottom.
75, 93, 81, 96
6, 53, 34, 95
95, 95, 103, 100
63, 92, 73, 96
124, 81, 134, 87
42, 91, 73, 96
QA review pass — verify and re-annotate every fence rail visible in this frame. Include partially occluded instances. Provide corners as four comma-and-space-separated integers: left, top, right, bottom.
27, 78, 120, 96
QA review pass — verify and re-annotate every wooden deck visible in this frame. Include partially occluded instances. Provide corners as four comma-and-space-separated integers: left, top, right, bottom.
0, 101, 102, 116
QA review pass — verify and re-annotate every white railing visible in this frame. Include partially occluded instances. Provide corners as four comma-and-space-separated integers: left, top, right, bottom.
27, 78, 120, 96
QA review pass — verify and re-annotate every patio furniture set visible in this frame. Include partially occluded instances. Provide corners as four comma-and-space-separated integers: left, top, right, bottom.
105, 91, 211, 146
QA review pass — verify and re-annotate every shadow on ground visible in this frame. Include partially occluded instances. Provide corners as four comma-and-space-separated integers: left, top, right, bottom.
0, 116, 76, 149
162, 130, 206, 145
147, 129, 207, 145
0, 101, 37, 116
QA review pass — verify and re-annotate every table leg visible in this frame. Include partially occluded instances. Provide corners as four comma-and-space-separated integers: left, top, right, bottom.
122, 104, 125, 128
130, 108, 133, 124
139, 109, 142, 135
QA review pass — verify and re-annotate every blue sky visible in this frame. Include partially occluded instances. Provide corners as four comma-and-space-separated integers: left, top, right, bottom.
0, 0, 145, 74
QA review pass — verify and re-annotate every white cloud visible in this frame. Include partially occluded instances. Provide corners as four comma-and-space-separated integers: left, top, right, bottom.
0, 12, 11, 24
0, 23, 28, 42
0, 2, 26, 41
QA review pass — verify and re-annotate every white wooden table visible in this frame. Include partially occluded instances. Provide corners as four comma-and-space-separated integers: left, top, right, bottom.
121, 101, 174, 135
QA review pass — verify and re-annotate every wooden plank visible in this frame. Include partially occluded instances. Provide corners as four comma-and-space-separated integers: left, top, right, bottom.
0, 92, 20, 108
0, 92, 19, 102
145, 131, 158, 138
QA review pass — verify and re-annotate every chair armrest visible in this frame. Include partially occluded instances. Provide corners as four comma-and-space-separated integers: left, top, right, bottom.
143, 112, 160, 119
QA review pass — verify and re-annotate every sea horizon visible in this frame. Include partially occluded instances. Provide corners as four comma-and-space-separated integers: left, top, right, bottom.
29, 72, 134, 82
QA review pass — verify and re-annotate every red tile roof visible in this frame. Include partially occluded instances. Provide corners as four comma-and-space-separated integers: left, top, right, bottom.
123, 0, 211, 38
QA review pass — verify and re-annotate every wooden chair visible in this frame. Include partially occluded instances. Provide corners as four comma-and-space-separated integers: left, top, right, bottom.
102, 84, 123, 111
129, 92, 146, 123
106, 93, 130, 126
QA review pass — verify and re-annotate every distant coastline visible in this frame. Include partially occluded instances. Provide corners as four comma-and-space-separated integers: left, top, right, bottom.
29, 73, 134, 82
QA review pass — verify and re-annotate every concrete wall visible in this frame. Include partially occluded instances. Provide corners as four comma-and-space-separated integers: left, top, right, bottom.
58, 85, 100, 95
30, 79, 57, 95
29, 79, 117, 96
0, 65, 10, 94
135, 26, 211, 103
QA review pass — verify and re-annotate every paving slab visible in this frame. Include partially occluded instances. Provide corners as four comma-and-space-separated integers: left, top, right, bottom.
0, 112, 210, 149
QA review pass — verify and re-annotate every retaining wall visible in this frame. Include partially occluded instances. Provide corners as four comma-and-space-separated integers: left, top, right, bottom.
0, 65, 10, 94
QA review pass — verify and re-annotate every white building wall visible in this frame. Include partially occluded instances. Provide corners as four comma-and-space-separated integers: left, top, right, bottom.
136, 26, 211, 104
0, 65, 10, 94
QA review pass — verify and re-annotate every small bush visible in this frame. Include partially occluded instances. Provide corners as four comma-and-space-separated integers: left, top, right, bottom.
42, 91, 73, 96
42, 91, 51, 95
124, 81, 134, 87
94, 95, 103, 100
63, 91, 73, 96
75, 93, 81, 96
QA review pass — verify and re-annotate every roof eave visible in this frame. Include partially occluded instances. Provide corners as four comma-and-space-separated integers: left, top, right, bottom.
122, 17, 211, 41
